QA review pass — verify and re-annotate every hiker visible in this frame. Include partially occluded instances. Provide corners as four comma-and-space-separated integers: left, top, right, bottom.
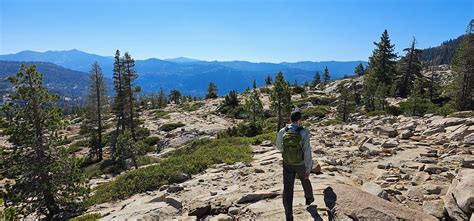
276, 109, 314, 221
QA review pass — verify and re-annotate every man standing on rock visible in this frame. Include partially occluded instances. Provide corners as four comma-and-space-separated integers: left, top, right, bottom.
276, 109, 314, 221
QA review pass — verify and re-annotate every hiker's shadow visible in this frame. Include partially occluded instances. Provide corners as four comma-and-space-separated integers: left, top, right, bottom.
306, 205, 323, 221
323, 187, 337, 221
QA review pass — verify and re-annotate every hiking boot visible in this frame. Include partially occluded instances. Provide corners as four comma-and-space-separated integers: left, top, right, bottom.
305, 197, 314, 205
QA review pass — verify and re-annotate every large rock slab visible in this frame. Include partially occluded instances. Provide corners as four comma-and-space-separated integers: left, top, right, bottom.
237, 190, 279, 204
325, 184, 437, 221
444, 169, 474, 220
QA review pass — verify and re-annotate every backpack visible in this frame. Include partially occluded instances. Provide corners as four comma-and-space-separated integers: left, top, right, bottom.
282, 126, 304, 165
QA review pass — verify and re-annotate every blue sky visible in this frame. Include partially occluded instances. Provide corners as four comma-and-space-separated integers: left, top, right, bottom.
0, 0, 472, 62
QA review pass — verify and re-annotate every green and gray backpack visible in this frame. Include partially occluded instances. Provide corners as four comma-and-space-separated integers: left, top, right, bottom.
282, 126, 304, 165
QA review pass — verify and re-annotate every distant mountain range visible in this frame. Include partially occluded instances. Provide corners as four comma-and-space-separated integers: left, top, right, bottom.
0, 50, 367, 96
0, 61, 114, 102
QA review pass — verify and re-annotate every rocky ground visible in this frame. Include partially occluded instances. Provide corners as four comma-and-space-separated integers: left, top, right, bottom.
87, 112, 474, 220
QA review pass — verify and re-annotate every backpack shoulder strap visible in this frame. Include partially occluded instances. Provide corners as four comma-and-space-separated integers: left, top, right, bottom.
295, 126, 304, 133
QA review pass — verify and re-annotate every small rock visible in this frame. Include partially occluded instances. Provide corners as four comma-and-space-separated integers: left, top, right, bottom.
423, 184, 442, 195
237, 191, 279, 204
362, 182, 388, 199
228, 206, 240, 215
254, 168, 265, 173
407, 186, 428, 200
461, 156, 474, 168
373, 126, 397, 138
261, 140, 272, 147
395, 195, 406, 202
412, 172, 430, 186
423, 165, 448, 174
164, 196, 182, 209
381, 139, 398, 148
167, 185, 184, 193
399, 130, 414, 139
419, 158, 438, 164
422, 200, 445, 218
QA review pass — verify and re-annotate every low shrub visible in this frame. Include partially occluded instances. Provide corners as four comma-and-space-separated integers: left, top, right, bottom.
136, 127, 151, 140
301, 106, 330, 120
159, 122, 185, 132
143, 136, 160, 146
155, 110, 172, 118
181, 102, 204, 112
399, 99, 438, 116
87, 137, 252, 205
218, 123, 262, 138
262, 117, 278, 132
70, 213, 101, 221
137, 155, 159, 166
366, 110, 386, 116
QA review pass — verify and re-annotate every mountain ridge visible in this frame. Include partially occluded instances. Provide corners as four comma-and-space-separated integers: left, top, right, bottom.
0, 50, 367, 96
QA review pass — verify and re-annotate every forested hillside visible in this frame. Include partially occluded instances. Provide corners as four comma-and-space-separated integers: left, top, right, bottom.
420, 35, 462, 65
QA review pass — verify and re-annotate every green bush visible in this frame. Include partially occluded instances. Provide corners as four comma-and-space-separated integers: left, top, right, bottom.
87, 137, 252, 205
218, 123, 262, 138
399, 99, 438, 116
70, 213, 101, 221
181, 102, 204, 112
143, 136, 160, 146
137, 155, 159, 166
82, 160, 122, 180
366, 110, 386, 116
301, 106, 330, 120
262, 117, 278, 132
434, 104, 456, 116
155, 110, 172, 118
0, 207, 16, 221
159, 122, 185, 132
386, 105, 402, 116
136, 127, 151, 140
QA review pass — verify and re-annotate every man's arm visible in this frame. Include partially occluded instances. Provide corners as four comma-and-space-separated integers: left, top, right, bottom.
276, 128, 285, 152
302, 129, 313, 173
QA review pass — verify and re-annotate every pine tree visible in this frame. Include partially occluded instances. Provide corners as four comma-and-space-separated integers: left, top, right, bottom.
322, 67, 331, 85
245, 80, 264, 127
337, 82, 355, 122
270, 72, 292, 131
450, 33, 474, 111
427, 71, 442, 103
407, 77, 427, 116
123, 52, 138, 141
303, 81, 309, 88
84, 62, 107, 161
354, 63, 365, 77
158, 87, 168, 108
224, 90, 239, 107
368, 30, 397, 85
352, 80, 361, 105
265, 75, 273, 86
363, 30, 397, 111
116, 129, 139, 169
1, 65, 87, 219
374, 84, 389, 111
312, 71, 321, 88
206, 82, 218, 99
111, 50, 126, 159
169, 89, 181, 104
393, 38, 422, 98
